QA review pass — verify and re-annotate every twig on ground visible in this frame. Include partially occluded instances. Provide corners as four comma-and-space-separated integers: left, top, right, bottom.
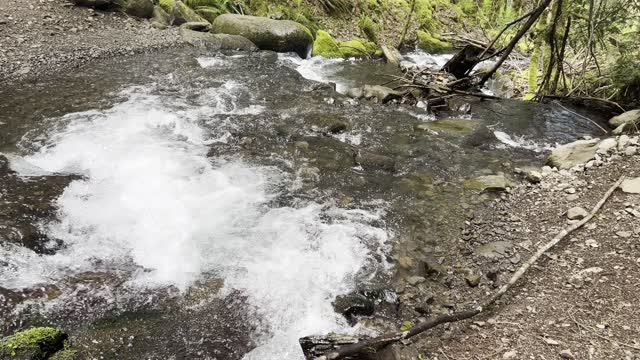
311, 176, 626, 360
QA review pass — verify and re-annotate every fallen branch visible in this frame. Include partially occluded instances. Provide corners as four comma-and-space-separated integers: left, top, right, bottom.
310, 176, 625, 360
478, 7, 538, 59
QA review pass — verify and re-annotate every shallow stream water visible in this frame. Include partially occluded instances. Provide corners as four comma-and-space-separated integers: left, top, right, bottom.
0, 47, 608, 359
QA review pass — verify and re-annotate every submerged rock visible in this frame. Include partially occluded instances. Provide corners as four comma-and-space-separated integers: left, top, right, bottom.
333, 293, 375, 324
465, 174, 514, 192
212, 14, 313, 58
354, 151, 396, 172
461, 125, 498, 148
546, 139, 599, 169
0, 327, 67, 359
414, 118, 481, 136
179, 27, 257, 51
608, 109, 640, 128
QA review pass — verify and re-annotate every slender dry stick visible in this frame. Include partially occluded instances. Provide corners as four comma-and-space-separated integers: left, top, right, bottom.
478, 7, 538, 59
312, 176, 625, 360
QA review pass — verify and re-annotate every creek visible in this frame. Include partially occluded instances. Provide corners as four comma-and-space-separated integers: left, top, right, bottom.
0, 47, 608, 359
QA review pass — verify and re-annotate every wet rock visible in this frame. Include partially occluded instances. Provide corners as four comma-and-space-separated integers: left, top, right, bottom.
608, 109, 640, 128
345, 87, 364, 99
179, 27, 257, 51
212, 14, 313, 58
461, 126, 498, 148
567, 206, 588, 220
420, 255, 446, 277
620, 177, 640, 194
181, 21, 211, 32
361, 85, 403, 103
124, 0, 154, 18
465, 174, 515, 192
546, 139, 599, 169
612, 123, 630, 135
354, 151, 396, 172
406, 275, 426, 286
333, 293, 375, 324
415, 118, 480, 136
0, 327, 67, 359
327, 121, 347, 134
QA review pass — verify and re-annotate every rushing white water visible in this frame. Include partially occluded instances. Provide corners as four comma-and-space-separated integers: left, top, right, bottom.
5, 81, 389, 359
277, 54, 354, 93
494, 130, 553, 152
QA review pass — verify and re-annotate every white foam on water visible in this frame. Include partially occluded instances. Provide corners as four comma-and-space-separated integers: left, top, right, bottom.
278, 54, 352, 93
4, 82, 389, 359
494, 130, 553, 153
400, 50, 452, 69
197, 56, 228, 68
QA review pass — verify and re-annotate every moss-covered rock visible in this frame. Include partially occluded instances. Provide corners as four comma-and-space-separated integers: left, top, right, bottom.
49, 349, 79, 360
123, 0, 154, 18
180, 26, 258, 51
212, 14, 313, 58
172, 1, 206, 25
152, 5, 171, 26
158, 0, 175, 13
0, 327, 67, 359
312, 31, 381, 58
417, 30, 451, 53
195, 6, 222, 23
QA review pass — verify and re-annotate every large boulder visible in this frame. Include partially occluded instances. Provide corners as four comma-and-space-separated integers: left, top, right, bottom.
546, 139, 599, 169
212, 14, 313, 58
179, 27, 258, 51
151, 5, 171, 28
124, 0, 153, 18
608, 109, 640, 128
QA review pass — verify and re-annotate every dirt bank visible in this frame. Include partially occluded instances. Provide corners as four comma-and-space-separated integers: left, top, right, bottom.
0, 0, 181, 84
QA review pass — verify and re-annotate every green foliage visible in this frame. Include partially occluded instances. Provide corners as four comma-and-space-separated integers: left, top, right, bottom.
317, 0, 352, 15
417, 30, 450, 52
455, 0, 474, 14
358, 15, 379, 43
195, 6, 223, 23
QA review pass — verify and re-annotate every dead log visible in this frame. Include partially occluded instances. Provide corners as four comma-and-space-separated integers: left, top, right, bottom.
305, 176, 625, 360
441, 44, 486, 79
381, 45, 401, 66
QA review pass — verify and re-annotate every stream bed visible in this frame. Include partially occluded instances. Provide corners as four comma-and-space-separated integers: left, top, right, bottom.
0, 47, 608, 359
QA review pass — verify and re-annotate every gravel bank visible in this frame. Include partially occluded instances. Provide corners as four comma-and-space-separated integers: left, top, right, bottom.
0, 0, 182, 83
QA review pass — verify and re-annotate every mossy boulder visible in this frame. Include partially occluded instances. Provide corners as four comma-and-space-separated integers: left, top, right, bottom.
212, 14, 313, 58
123, 0, 153, 18
158, 0, 175, 13
417, 30, 451, 53
312, 30, 380, 58
180, 26, 258, 51
0, 327, 67, 359
172, 1, 206, 25
195, 6, 222, 24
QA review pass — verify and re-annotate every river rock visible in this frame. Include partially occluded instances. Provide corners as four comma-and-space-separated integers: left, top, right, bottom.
354, 151, 396, 172
124, 0, 153, 18
567, 206, 588, 220
333, 293, 375, 323
345, 87, 364, 99
0, 327, 67, 359
546, 139, 599, 169
212, 14, 313, 58
526, 170, 543, 183
608, 109, 640, 128
461, 126, 498, 148
361, 85, 403, 103
181, 21, 211, 32
597, 137, 617, 154
179, 27, 258, 51
620, 177, 640, 194
466, 174, 514, 191
625, 146, 637, 156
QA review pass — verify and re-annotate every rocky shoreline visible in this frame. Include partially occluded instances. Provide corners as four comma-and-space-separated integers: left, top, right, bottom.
0, 0, 181, 84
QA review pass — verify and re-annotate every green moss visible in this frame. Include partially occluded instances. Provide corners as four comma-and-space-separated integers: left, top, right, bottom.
312, 31, 380, 58
528, 45, 540, 92
158, 0, 175, 13
417, 30, 451, 53
358, 15, 379, 43
195, 6, 222, 23
50, 349, 78, 360
0, 327, 65, 358
312, 30, 342, 57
